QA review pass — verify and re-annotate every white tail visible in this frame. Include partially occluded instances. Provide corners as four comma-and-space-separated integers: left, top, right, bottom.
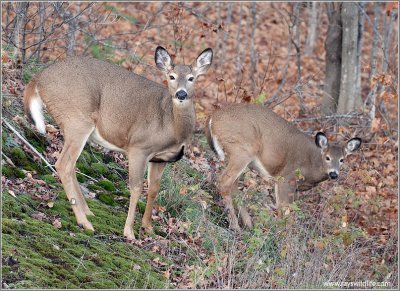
30, 96, 46, 134
24, 46, 213, 240
206, 103, 362, 231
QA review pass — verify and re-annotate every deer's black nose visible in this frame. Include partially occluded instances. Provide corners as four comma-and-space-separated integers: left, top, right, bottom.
176, 90, 188, 100
329, 171, 338, 180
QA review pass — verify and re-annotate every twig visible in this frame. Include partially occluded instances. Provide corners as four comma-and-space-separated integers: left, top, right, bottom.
2, 118, 98, 182
291, 113, 364, 123
2, 152, 16, 167
2, 117, 57, 174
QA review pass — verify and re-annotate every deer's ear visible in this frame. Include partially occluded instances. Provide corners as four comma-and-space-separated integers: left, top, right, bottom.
155, 46, 173, 72
193, 48, 213, 76
345, 137, 362, 156
315, 132, 328, 150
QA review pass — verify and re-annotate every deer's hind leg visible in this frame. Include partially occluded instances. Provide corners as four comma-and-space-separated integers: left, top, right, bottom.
231, 179, 253, 229
55, 123, 95, 230
218, 155, 252, 232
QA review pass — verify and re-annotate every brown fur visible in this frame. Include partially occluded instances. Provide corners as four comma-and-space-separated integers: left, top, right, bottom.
207, 103, 361, 231
24, 47, 213, 239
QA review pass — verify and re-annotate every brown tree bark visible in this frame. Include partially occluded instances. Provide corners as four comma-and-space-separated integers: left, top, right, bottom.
337, 2, 361, 113
322, 3, 342, 114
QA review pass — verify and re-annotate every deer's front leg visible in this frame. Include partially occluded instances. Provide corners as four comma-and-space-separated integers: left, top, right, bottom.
274, 176, 297, 209
124, 151, 147, 240
141, 162, 166, 234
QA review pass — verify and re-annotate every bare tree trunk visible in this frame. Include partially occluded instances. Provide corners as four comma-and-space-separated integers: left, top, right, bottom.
377, 5, 397, 117
338, 2, 360, 113
215, 2, 222, 66
305, 2, 318, 56
235, 3, 244, 84
35, 2, 46, 60
220, 3, 233, 67
54, 3, 77, 57
20, 2, 29, 64
322, 3, 342, 114
293, 3, 301, 81
12, 2, 26, 59
249, 2, 257, 94
366, 3, 380, 123
355, 2, 365, 108
369, 3, 381, 81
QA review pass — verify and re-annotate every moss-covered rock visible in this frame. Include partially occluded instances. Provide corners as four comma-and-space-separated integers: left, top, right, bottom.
96, 180, 116, 192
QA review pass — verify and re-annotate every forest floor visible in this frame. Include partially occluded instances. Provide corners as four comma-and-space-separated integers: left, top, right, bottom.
1, 2, 398, 289
2, 56, 398, 288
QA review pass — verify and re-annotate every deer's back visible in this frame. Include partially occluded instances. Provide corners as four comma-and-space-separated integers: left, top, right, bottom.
210, 104, 314, 174
34, 57, 171, 138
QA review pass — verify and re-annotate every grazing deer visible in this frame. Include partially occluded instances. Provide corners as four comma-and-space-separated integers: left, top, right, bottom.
205, 104, 361, 231
24, 46, 213, 239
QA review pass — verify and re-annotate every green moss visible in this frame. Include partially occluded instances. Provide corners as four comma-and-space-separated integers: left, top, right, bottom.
2, 166, 25, 179
2, 190, 169, 289
10, 147, 27, 165
2, 165, 14, 177
76, 161, 93, 176
76, 173, 86, 183
122, 189, 131, 196
87, 183, 102, 191
137, 200, 146, 214
97, 193, 118, 206
107, 173, 119, 182
2, 130, 7, 145
96, 180, 116, 192
79, 150, 92, 164
91, 162, 109, 175
40, 174, 56, 184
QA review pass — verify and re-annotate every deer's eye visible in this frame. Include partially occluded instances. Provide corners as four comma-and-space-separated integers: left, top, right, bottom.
326, 156, 331, 161
169, 75, 175, 80
188, 77, 194, 82
340, 158, 344, 163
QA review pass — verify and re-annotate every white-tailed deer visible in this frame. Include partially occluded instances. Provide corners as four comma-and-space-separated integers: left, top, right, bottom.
205, 104, 361, 231
24, 46, 213, 239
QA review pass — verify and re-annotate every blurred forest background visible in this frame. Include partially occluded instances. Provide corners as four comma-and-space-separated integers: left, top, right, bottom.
1, 1, 398, 289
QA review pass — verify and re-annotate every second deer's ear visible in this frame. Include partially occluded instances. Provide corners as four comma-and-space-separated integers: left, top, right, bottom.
345, 137, 362, 156
193, 48, 213, 76
315, 132, 328, 149
155, 46, 173, 72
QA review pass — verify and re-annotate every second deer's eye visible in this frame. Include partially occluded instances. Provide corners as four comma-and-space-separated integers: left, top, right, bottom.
340, 158, 344, 163
169, 75, 175, 80
188, 77, 194, 82
326, 156, 331, 161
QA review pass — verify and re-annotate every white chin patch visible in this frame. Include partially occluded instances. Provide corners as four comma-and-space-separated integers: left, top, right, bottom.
173, 98, 189, 105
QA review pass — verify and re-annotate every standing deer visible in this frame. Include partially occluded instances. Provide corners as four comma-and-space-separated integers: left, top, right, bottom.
205, 104, 361, 231
24, 46, 213, 240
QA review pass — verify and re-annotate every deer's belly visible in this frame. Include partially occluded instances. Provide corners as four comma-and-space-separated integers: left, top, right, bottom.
90, 128, 125, 153
150, 145, 185, 163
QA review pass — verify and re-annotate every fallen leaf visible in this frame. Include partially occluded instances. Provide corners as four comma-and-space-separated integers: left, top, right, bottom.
32, 212, 47, 221
53, 218, 62, 229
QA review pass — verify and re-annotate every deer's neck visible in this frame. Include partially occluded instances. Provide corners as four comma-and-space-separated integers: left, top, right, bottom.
172, 101, 196, 143
308, 145, 329, 184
